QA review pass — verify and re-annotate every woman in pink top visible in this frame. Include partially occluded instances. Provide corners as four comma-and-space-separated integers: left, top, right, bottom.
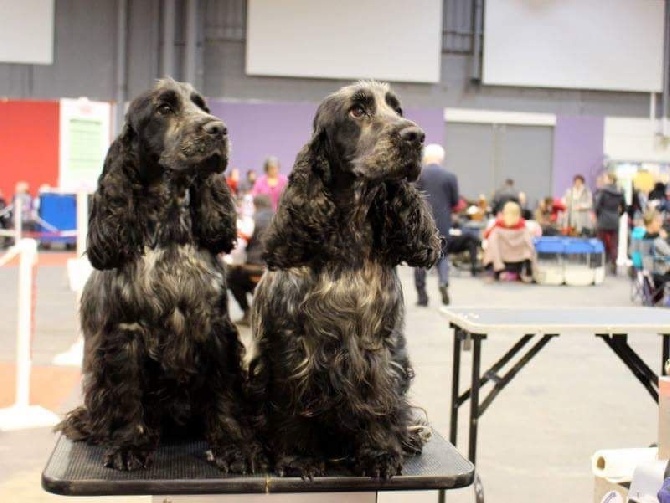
251, 156, 288, 210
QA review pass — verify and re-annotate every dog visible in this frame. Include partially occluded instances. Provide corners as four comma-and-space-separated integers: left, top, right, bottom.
57, 78, 262, 473
248, 81, 441, 479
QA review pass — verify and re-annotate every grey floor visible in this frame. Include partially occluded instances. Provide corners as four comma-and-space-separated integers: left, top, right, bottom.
0, 262, 663, 502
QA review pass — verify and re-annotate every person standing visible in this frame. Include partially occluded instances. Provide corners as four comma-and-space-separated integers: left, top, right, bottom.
595, 172, 625, 275
414, 143, 459, 306
251, 156, 288, 210
11, 181, 36, 238
563, 174, 593, 236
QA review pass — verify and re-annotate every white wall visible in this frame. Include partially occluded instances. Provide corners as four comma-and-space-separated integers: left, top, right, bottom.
604, 118, 670, 163
482, 0, 665, 92
246, 0, 442, 83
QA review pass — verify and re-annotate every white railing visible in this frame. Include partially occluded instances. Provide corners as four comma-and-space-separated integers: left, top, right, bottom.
0, 239, 60, 431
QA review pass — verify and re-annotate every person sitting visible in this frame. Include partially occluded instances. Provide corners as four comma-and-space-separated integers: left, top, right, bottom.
641, 210, 670, 304
448, 220, 482, 277
491, 178, 520, 215
535, 196, 560, 236
483, 201, 536, 283
227, 195, 275, 326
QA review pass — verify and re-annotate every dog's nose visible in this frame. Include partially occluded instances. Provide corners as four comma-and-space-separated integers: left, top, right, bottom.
400, 126, 425, 145
204, 121, 227, 137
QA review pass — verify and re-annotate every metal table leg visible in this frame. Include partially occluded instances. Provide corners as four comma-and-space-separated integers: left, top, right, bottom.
469, 335, 482, 464
441, 325, 464, 503
449, 325, 462, 445
662, 334, 669, 376
596, 333, 659, 402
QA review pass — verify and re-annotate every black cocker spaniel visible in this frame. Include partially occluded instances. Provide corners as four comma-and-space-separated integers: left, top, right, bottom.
57, 78, 262, 473
249, 81, 442, 479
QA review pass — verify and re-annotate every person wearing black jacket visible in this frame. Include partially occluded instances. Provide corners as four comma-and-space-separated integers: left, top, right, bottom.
413, 143, 459, 306
595, 172, 625, 275
0, 189, 8, 248
228, 195, 274, 326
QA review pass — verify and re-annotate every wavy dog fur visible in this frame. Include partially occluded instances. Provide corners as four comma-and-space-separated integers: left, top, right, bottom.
57, 78, 263, 473
249, 81, 441, 479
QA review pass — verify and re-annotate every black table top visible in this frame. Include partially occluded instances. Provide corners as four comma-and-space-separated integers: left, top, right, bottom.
42, 430, 474, 496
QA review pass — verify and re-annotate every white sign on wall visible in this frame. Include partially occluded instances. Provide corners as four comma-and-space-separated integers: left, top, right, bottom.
0, 0, 54, 64
59, 99, 112, 192
246, 0, 442, 83
482, 0, 665, 93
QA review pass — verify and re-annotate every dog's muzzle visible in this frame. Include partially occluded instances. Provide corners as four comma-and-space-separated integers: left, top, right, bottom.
399, 125, 425, 181
170, 119, 229, 173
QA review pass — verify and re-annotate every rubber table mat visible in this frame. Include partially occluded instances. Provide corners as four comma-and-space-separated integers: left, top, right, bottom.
42, 430, 474, 496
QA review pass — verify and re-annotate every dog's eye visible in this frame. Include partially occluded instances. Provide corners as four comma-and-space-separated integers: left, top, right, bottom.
157, 104, 173, 115
349, 105, 366, 119
395, 107, 403, 117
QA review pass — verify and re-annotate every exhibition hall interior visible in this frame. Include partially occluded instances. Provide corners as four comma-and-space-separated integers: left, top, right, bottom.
1, 1, 670, 502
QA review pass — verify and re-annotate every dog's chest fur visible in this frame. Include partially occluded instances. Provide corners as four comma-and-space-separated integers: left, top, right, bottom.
84, 186, 225, 378
255, 261, 404, 416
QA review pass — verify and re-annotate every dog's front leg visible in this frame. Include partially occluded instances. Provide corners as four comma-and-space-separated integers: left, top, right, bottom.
85, 327, 159, 471
200, 323, 266, 474
352, 420, 404, 479
201, 384, 266, 475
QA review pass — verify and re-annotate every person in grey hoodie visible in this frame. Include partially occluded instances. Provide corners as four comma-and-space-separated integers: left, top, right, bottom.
595, 172, 625, 274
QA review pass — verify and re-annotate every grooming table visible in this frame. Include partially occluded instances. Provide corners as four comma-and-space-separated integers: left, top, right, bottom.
42, 430, 473, 502
441, 306, 670, 466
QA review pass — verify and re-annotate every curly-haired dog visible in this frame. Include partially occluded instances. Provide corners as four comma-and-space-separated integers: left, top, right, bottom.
57, 78, 262, 473
248, 81, 442, 479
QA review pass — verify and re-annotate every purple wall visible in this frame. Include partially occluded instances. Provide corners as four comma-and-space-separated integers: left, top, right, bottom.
405, 107, 445, 147
552, 115, 605, 196
208, 99, 444, 176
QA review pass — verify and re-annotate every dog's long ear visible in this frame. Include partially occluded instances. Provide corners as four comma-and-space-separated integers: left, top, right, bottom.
190, 174, 237, 255
372, 180, 442, 267
262, 131, 338, 270
86, 127, 145, 270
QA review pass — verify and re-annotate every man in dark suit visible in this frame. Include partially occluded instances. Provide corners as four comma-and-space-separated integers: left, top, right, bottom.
414, 143, 459, 306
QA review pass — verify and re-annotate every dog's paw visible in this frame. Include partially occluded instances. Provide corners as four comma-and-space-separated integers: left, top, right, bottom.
104, 446, 154, 471
206, 444, 264, 475
403, 421, 432, 455
249, 446, 270, 474
354, 450, 403, 479
276, 455, 326, 481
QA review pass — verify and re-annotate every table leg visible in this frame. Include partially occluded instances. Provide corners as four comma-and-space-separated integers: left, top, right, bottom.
469, 335, 482, 465
663, 334, 669, 376
449, 325, 462, 446
597, 334, 659, 402
441, 325, 464, 503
